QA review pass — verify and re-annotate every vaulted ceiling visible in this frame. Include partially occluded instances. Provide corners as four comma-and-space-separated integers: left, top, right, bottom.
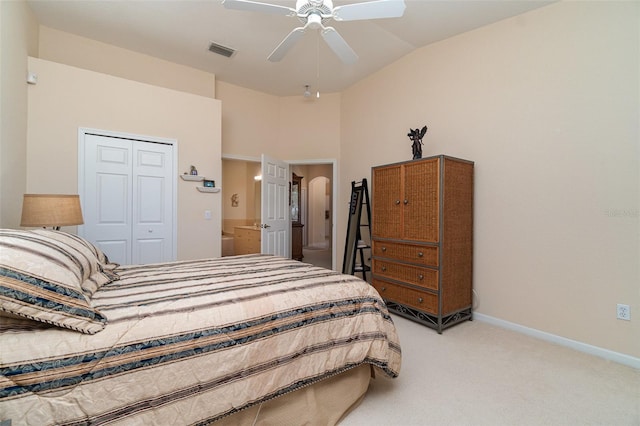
27, 0, 553, 96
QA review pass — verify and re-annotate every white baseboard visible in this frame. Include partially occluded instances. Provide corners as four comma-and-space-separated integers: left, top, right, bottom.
474, 313, 640, 370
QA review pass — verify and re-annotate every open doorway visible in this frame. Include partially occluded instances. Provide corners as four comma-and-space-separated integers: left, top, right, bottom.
222, 157, 335, 270
307, 176, 330, 249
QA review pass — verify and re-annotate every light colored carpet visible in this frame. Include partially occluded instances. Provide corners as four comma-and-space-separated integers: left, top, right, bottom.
342, 315, 639, 425
302, 247, 332, 270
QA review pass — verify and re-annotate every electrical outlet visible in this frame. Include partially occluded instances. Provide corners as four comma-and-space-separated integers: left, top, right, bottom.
616, 304, 630, 321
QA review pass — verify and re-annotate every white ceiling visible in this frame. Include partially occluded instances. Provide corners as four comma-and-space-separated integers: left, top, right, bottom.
26, 0, 553, 97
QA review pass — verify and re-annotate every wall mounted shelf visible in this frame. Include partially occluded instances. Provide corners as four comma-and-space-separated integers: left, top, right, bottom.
180, 175, 204, 182
196, 187, 220, 193
180, 174, 219, 192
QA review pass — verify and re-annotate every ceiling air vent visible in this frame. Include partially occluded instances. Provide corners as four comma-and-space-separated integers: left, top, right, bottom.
208, 42, 236, 58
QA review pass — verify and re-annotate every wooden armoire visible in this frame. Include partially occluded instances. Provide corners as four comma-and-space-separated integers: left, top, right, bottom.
371, 155, 474, 333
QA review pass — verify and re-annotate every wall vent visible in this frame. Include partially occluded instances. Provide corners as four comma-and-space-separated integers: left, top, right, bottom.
208, 42, 236, 58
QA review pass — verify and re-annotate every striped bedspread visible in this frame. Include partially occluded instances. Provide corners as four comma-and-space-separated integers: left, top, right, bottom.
1, 254, 401, 425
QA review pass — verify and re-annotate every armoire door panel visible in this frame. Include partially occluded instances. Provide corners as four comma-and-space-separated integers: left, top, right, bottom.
371, 165, 402, 239
402, 159, 439, 242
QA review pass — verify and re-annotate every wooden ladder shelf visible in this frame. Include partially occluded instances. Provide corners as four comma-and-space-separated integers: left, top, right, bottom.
342, 179, 372, 281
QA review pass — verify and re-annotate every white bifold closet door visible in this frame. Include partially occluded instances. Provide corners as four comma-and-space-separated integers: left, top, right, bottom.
80, 132, 175, 265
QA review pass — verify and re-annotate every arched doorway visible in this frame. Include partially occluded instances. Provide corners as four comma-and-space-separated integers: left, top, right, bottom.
308, 176, 330, 249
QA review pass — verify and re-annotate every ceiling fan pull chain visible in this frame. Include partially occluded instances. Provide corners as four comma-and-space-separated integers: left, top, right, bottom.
316, 32, 320, 99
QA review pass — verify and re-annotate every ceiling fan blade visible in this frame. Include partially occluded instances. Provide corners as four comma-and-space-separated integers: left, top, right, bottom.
332, 0, 406, 22
268, 27, 306, 62
222, 0, 296, 16
321, 27, 358, 64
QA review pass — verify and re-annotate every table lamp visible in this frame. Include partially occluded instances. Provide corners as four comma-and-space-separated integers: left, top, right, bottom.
20, 194, 84, 230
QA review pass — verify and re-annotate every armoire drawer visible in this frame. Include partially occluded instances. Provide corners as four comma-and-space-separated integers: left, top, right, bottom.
372, 279, 438, 315
372, 260, 438, 290
372, 240, 438, 267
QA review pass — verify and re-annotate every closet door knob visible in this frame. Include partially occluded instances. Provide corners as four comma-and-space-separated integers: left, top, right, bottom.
395, 200, 400, 205
403, 199, 408, 205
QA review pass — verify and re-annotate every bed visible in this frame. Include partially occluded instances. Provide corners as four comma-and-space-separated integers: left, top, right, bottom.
0, 229, 401, 425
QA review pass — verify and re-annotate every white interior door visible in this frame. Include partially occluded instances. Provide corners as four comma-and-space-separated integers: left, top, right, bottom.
79, 130, 176, 265
132, 143, 174, 264
261, 154, 289, 257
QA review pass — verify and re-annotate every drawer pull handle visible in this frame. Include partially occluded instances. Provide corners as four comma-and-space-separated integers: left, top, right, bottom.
381, 247, 387, 252
417, 252, 424, 257
418, 274, 424, 280
381, 266, 387, 272
395, 200, 400, 205
403, 199, 408, 205
418, 297, 424, 303
381, 287, 386, 292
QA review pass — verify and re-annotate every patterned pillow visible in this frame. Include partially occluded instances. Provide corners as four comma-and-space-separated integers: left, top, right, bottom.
0, 229, 107, 334
31, 229, 117, 295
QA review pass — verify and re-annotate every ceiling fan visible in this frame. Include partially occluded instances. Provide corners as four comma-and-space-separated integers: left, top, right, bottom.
222, 0, 406, 64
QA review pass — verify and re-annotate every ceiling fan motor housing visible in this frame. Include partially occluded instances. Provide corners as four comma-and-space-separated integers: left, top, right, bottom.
297, 0, 333, 24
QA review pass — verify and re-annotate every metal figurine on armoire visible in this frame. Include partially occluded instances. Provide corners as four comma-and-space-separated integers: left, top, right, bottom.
407, 125, 427, 160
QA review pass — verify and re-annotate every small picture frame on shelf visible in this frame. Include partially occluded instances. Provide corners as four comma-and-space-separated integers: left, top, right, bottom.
203, 180, 215, 188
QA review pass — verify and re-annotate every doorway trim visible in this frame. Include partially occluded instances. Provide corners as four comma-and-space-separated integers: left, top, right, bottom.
222, 155, 338, 270
77, 127, 179, 261
288, 158, 338, 271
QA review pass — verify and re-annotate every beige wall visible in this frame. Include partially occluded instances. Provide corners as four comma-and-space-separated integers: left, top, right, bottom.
0, 0, 39, 228
277, 94, 341, 160
26, 57, 222, 260
217, 80, 341, 160
341, 1, 639, 357
216, 82, 279, 157
38, 27, 216, 98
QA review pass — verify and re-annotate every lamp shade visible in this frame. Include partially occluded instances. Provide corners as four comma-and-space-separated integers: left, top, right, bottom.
20, 194, 84, 228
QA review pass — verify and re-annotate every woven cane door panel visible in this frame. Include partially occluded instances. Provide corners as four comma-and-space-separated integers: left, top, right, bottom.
372, 165, 402, 239
402, 159, 439, 242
